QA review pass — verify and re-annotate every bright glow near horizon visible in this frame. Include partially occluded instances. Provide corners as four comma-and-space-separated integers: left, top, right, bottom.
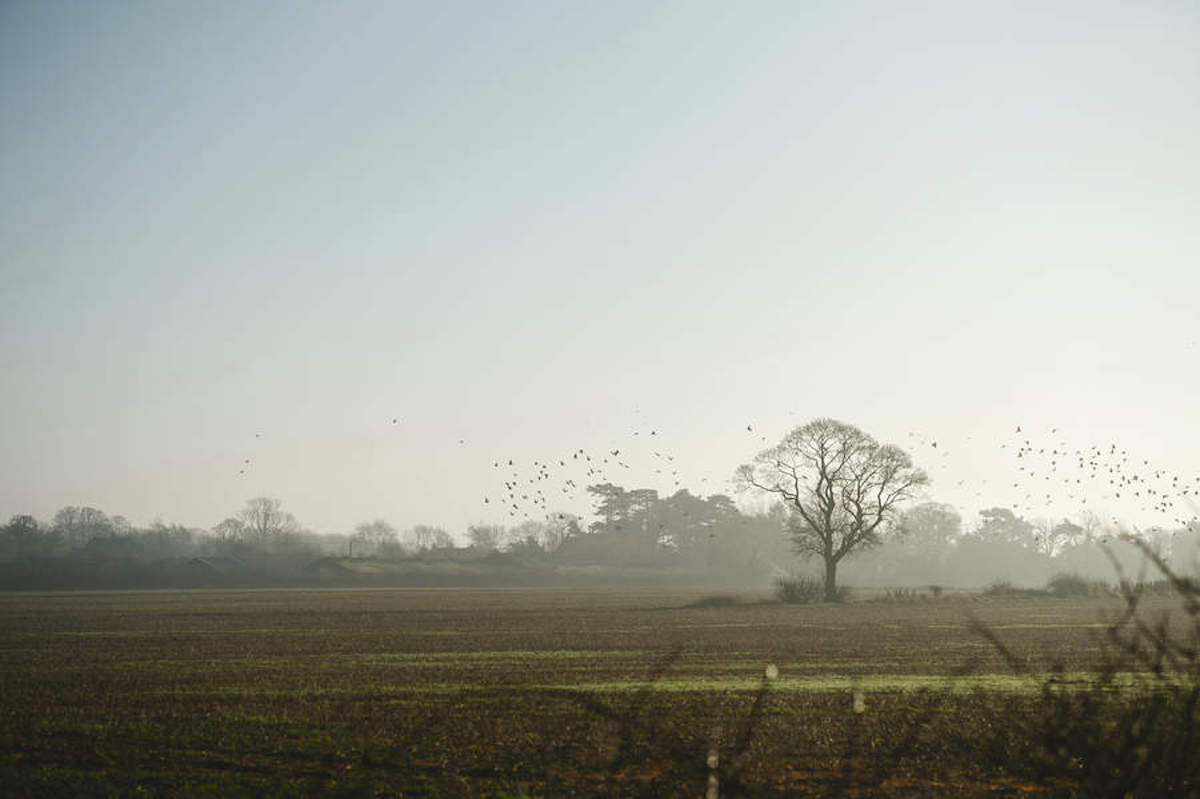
2, 1, 1198, 538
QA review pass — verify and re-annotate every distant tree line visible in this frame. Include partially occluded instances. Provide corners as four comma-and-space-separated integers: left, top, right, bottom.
3, 490, 1196, 591
838, 501, 1200, 588
0, 490, 794, 589
3, 418, 1197, 591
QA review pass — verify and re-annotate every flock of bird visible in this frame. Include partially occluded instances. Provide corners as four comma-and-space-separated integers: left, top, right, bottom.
906, 424, 1200, 533
482, 427, 709, 520
231, 415, 1198, 535
1000, 426, 1199, 531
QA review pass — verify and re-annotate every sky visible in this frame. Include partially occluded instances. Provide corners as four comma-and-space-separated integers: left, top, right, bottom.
2, 1, 1198, 538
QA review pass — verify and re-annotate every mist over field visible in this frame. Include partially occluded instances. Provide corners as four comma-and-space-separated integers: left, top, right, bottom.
2, 2, 1199, 796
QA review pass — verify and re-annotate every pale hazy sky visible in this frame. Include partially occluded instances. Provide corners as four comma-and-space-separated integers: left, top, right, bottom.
2, 1, 1198, 537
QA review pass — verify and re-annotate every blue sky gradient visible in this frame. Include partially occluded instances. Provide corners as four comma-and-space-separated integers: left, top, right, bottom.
3, 1, 1198, 534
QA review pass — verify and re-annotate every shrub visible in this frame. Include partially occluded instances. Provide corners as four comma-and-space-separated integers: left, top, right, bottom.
774, 575, 825, 604
1047, 571, 1108, 597
882, 587, 921, 602
983, 580, 1016, 596
964, 537, 1200, 796
983, 580, 1045, 598
1122, 578, 1190, 598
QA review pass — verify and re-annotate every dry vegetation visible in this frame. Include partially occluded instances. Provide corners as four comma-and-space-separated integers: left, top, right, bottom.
1, 586, 1196, 797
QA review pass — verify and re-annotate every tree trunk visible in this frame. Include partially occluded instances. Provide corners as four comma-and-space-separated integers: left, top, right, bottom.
824, 557, 839, 602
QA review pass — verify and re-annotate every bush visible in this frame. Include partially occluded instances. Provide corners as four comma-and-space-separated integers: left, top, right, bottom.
1121, 578, 1191, 598
983, 580, 1045, 598
983, 580, 1015, 596
963, 537, 1200, 796
881, 587, 924, 602
774, 575, 825, 604
1047, 571, 1109, 597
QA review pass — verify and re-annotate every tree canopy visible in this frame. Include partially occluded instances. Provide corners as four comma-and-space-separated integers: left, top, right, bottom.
736, 418, 927, 600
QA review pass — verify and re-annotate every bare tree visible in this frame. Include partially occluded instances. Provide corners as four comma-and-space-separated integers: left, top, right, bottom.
407, 524, 454, 552
1, 514, 45, 558
467, 524, 506, 552
540, 513, 579, 552
1036, 518, 1086, 557
237, 497, 300, 546
352, 519, 398, 556
52, 506, 113, 547
211, 517, 248, 543
1075, 509, 1106, 542
736, 418, 927, 601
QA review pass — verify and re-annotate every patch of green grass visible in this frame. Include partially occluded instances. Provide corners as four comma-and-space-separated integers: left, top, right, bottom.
146, 671, 1185, 699
357, 649, 648, 662
3, 587, 1194, 797
541, 673, 1085, 694
18, 628, 334, 638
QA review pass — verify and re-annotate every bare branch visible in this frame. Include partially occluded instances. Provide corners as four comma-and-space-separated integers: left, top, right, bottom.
735, 418, 927, 600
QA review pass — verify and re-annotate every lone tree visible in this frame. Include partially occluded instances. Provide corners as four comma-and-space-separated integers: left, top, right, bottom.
736, 418, 927, 601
